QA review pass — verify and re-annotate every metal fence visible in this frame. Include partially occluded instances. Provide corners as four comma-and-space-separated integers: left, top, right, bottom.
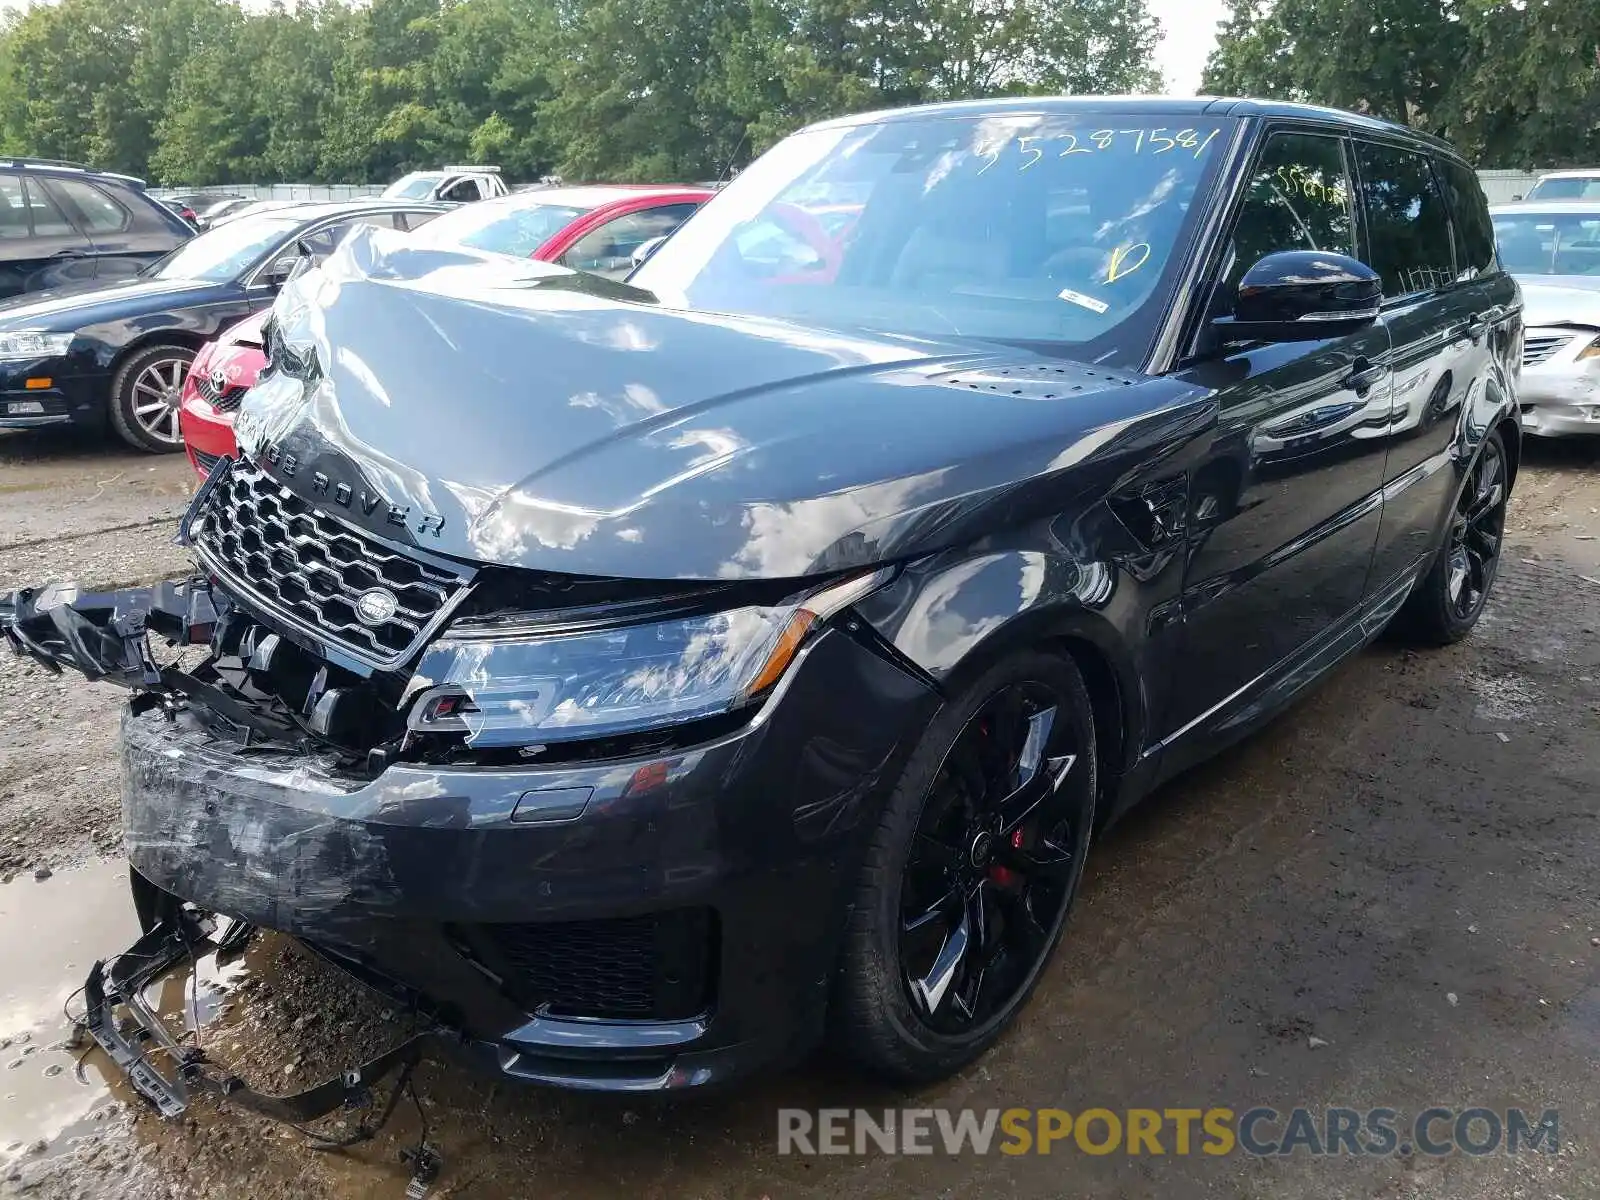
1476, 170, 1543, 204
149, 183, 386, 202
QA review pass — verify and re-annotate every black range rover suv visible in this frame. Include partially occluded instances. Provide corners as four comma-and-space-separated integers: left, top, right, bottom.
4, 97, 1519, 1095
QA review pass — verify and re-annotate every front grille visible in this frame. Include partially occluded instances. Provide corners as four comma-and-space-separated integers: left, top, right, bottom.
454, 909, 716, 1021
191, 448, 223, 477
194, 371, 247, 412
194, 457, 470, 666
1523, 334, 1573, 367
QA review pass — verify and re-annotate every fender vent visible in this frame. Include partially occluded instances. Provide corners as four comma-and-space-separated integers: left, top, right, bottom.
934, 362, 1138, 400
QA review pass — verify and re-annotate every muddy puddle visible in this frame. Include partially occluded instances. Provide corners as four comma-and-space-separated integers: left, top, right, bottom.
0, 859, 274, 1176
0, 859, 136, 1167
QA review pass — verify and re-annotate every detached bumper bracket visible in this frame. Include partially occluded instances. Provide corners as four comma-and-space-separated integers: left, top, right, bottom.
83, 916, 435, 1126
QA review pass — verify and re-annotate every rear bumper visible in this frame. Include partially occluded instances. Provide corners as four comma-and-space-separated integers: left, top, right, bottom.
120, 627, 938, 1090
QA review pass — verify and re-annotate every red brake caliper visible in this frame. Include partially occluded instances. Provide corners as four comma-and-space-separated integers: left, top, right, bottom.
990, 828, 1024, 886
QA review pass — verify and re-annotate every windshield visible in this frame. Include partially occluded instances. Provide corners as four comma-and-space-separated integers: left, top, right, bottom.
1524, 177, 1600, 202
1494, 211, 1600, 275
631, 113, 1227, 363
416, 197, 590, 257
147, 215, 300, 282
384, 174, 442, 200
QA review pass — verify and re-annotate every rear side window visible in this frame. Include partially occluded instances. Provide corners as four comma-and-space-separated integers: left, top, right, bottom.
1354, 142, 1455, 297
50, 179, 129, 234
0, 174, 28, 240
1437, 160, 1496, 279
1225, 131, 1355, 286
24, 178, 76, 237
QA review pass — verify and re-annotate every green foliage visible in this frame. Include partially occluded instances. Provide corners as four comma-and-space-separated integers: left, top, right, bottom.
0, 0, 1163, 184
1203, 0, 1600, 167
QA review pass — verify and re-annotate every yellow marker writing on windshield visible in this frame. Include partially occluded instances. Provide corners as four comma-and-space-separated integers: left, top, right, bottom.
1106, 242, 1151, 283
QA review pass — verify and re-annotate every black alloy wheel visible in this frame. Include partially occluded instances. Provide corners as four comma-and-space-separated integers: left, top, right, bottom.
1444, 435, 1507, 624
1392, 427, 1510, 646
833, 651, 1097, 1082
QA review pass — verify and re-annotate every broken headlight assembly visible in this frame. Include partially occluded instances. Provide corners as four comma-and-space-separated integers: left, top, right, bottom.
406, 568, 893, 750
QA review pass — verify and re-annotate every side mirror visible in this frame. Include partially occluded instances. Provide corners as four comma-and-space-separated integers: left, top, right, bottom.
1212, 250, 1381, 344
630, 236, 667, 270
264, 240, 321, 289
1511, 193, 1523, 201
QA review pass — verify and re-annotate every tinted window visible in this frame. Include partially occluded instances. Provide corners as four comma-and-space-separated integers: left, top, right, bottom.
560, 203, 701, 279
1437, 160, 1496, 279
395, 210, 441, 232
632, 116, 1229, 363
298, 216, 394, 257
1492, 212, 1600, 276
0, 174, 28, 240
1224, 131, 1354, 288
24, 179, 75, 237
1355, 142, 1455, 297
50, 178, 129, 234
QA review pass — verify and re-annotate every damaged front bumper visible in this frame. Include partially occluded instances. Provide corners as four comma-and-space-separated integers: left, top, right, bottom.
5, 572, 939, 1093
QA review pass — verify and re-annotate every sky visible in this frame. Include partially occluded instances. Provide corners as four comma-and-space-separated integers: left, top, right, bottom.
1152, 0, 1228, 94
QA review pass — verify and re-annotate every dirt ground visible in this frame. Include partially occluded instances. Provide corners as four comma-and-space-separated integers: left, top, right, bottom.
1, 425, 1598, 1200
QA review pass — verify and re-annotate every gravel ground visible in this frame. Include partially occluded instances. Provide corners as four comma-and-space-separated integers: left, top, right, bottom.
1, 427, 1598, 1200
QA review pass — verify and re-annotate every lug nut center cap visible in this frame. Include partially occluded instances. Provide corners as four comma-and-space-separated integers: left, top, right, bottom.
968, 831, 995, 869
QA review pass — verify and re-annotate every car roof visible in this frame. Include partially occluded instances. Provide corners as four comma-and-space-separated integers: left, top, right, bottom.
1533, 169, 1600, 179
1491, 201, 1600, 215
802, 95, 1460, 157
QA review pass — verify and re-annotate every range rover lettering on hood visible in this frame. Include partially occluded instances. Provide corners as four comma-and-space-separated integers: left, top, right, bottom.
238, 226, 1197, 580
250, 435, 447, 538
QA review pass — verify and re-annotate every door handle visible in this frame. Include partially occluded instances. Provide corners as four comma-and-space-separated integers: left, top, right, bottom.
1261, 399, 1367, 439
1341, 359, 1388, 395
1455, 307, 1501, 344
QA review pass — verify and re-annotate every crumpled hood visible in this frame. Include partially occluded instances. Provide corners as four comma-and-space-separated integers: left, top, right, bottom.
235, 226, 1192, 581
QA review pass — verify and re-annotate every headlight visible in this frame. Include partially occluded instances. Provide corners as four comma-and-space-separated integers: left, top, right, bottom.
1579, 335, 1600, 362
0, 332, 72, 361
407, 568, 893, 748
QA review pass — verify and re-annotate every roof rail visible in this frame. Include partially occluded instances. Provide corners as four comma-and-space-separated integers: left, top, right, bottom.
0, 157, 146, 186
443, 164, 501, 173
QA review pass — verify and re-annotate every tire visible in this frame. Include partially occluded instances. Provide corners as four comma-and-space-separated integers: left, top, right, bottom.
108, 343, 195, 453
830, 648, 1098, 1083
1390, 428, 1509, 646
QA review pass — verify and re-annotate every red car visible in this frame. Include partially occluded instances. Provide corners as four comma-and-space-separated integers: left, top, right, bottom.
179, 185, 713, 478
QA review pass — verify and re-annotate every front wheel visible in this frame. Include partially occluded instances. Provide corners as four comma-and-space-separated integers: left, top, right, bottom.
108, 344, 195, 453
1391, 428, 1509, 646
831, 650, 1098, 1082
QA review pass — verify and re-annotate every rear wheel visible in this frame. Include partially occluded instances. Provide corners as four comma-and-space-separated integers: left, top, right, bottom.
109, 344, 194, 453
1391, 428, 1508, 645
831, 650, 1097, 1082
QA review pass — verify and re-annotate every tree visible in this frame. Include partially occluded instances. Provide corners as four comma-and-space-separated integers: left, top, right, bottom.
1203, 0, 1600, 167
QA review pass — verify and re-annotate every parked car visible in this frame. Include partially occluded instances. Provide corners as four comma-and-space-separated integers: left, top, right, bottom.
382, 165, 510, 204
0, 199, 444, 451
1490, 200, 1600, 435
195, 196, 254, 228
207, 199, 309, 227
0, 158, 191, 300
1506, 282, 1600, 436
1520, 169, 1600, 202
178, 186, 708, 477
159, 198, 199, 228
4, 98, 1520, 1099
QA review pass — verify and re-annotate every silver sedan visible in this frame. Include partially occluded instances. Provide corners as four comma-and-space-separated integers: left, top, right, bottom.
1492, 201, 1600, 436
